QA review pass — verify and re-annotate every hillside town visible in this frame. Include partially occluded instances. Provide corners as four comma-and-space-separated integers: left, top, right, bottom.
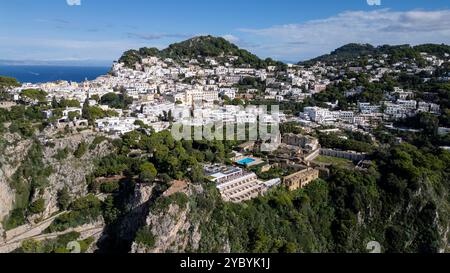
2, 38, 450, 204
1, 36, 450, 256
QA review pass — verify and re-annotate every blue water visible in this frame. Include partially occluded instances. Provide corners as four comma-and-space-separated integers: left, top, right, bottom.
0, 65, 110, 83
237, 158, 256, 165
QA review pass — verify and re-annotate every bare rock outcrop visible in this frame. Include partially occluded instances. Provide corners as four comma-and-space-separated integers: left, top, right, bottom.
131, 183, 204, 253
0, 133, 33, 232
40, 132, 112, 218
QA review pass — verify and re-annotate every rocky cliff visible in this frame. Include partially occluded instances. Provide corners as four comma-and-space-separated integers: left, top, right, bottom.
40, 131, 112, 218
129, 182, 229, 253
0, 132, 33, 233
0, 129, 112, 236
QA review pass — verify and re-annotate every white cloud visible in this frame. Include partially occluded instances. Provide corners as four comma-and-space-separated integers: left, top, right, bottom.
367, 0, 381, 6
67, 0, 81, 6
239, 9, 450, 61
127, 32, 192, 41
0, 36, 151, 61
222, 34, 240, 44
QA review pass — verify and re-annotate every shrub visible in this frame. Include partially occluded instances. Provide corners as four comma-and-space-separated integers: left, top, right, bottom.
3, 208, 26, 230
28, 198, 46, 214
100, 181, 120, 193
57, 187, 71, 210
54, 147, 71, 161
74, 141, 88, 158
135, 227, 156, 247
56, 232, 81, 246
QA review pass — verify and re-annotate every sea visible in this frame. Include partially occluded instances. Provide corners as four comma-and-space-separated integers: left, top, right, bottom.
0, 65, 111, 84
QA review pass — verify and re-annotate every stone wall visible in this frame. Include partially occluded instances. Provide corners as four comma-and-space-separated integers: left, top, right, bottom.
283, 168, 319, 191
320, 148, 366, 161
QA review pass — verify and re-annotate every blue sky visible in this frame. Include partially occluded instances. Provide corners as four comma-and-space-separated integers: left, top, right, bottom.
1, 0, 449, 65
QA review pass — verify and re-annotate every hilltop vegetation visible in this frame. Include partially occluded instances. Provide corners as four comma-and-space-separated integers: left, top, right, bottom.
119, 35, 285, 69
300, 43, 450, 66
0, 76, 21, 88
0, 75, 21, 100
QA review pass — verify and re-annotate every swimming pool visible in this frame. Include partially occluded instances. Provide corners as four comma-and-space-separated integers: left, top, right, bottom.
236, 157, 256, 165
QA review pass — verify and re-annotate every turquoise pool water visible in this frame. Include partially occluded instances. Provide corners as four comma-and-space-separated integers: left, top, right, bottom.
236, 158, 256, 165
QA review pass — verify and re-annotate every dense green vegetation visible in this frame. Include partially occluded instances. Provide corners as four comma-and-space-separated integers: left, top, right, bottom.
3, 142, 53, 230
317, 132, 375, 153
20, 89, 48, 103
82, 103, 118, 124
15, 232, 95, 253
314, 156, 354, 169
73, 141, 88, 158
413, 44, 450, 58
195, 144, 449, 253
28, 198, 46, 214
100, 92, 133, 109
307, 73, 395, 109
45, 194, 102, 233
0, 75, 21, 100
52, 97, 80, 108
91, 130, 237, 183
135, 226, 156, 247
57, 187, 72, 211
87, 129, 241, 251
0, 104, 47, 138
301, 43, 378, 65
119, 36, 286, 69
83, 125, 449, 253
301, 43, 450, 66
0, 75, 21, 88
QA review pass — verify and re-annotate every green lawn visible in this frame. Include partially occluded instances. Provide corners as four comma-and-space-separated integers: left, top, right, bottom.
314, 155, 355, 169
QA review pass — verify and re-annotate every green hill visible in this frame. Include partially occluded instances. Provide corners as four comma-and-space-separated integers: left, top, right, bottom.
300, 43, 450, 66
119, 35, 285, 69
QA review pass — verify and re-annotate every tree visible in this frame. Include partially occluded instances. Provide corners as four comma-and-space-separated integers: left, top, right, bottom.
135, 226, 155, 247
74, 141, 88, 158
20, 89, 48, 103
52, 96, 59, 108
28, 198, 46, 214
140, 162, 157, 176
20, 240, 43, 253
68, 111, 80, 122
0, 76, 20, 88
100, 92, 132, 109
100, 181, 120, 193
139, 170, 155, 183
90, 94, 100, 102
82, 99, 91, 120
60, 99, 80, 108
189, 164, 204, 183
102, 196, 119, 224
57, 187, 71, 210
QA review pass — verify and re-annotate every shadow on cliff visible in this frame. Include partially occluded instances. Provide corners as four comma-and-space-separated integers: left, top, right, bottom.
94, 178, 165, 253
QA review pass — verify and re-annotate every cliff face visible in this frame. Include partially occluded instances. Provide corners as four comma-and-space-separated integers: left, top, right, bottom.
130, 183, 228, 253
0, 171, 13, 233
40, 132, 112, 218
0, 133, 33, 233
116, 184, 156, 245
131, 200, 202, 253
0, 130, 112, 233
